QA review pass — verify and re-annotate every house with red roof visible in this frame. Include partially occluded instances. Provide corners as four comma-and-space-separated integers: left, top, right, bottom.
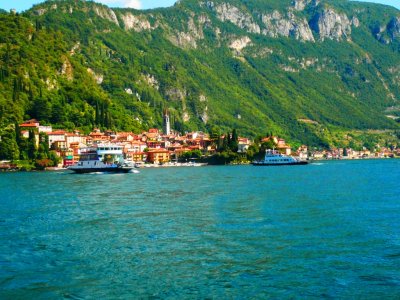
262, 136, 292, 155
89, 129, 110, 144
146, 148, 170, 164
65, 133, 87, 149
48, 130, 66, 148
238, 137, 251, 153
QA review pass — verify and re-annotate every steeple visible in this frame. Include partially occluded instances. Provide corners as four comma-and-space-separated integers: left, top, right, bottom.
163, 109, 171, 135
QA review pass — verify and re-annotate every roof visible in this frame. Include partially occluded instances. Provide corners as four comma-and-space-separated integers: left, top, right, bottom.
117, 132, 134, 137
48, 130, 66, 135
174, 148, 191, 153
89, 132, 103, 136
147, 148, 170, 153
130, 140, 147, 145
20, 123, 37, 127
127, 151, 147, 155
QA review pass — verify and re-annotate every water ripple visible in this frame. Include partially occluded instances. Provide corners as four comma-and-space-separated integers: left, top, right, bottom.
1, 161, 400, 298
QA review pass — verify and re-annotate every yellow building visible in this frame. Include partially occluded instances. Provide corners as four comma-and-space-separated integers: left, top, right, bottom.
147, 148, 170, 164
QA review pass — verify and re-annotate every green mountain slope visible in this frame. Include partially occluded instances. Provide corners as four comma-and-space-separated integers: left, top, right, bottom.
1, 0, 400, 146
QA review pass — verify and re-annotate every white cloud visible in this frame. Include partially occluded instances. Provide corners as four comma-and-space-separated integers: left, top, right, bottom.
123, 0, 142, 9
94, 0, 142, 9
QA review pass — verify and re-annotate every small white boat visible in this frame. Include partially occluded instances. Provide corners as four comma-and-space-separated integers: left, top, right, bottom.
68, 144, 136, 174
252, 149, 308, 166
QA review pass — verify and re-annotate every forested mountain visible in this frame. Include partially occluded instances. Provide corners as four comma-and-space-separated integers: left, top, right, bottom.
1, 0, 400, 146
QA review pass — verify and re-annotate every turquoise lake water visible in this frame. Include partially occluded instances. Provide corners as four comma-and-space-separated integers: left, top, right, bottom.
0, 159, 400, 299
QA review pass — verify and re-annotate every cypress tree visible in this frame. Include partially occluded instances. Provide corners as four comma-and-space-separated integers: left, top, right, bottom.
4, 43, 10, 64
107, 112, 112, 129
39, 132, 49, 153
95, 100, 100, 125
28, 130, 37, 160
222, 134, 229, 151
28, 82, 34, 102
101, 103, 106, 127
230, 129, 239, 152
12, 78, 19, 101
15, 122, 21, 146
217, 136, 223, 151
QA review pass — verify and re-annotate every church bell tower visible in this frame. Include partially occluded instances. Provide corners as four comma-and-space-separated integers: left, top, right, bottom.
163, 109, 171, 135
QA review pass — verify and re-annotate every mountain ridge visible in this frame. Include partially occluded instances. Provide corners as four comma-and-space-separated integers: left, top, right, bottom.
0, 0, 399, 147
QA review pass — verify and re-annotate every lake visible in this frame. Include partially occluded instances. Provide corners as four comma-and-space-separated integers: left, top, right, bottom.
1, 159, 400, 298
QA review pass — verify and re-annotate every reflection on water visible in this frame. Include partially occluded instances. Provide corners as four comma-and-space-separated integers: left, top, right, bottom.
1, 160, 400, 298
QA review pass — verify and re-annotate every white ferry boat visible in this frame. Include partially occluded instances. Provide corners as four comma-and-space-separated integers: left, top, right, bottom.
68, 144, 135, 173
252, 149, 308, 166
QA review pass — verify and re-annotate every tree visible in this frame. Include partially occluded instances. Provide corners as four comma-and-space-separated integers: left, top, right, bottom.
0, 128, 19, 160
27, 130, 37, 160
39, 132, 49, 151
48, 150, 61, 166
95, 100, 100, 125
14, 122, 21, 145
34, 158, 53, 170
221, 133, 229, 152
229, 129, 239, 152
12, 77, 19, 102
51, 102, 66, 124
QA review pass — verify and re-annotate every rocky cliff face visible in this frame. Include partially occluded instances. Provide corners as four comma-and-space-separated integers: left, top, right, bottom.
31, 0, 361, 44
311, 8, 352, 41
196, 1, 356, 43
121, 13, 154, 31
292, 0, 320, 11
93, 5, 119, 26
387, 17, 400, 40
168, 15, 207, 48
261, 11, 315, 42
214, 3, 261, 34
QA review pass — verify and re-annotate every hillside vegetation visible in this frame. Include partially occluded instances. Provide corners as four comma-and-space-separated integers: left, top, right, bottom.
1, 0, 400, 147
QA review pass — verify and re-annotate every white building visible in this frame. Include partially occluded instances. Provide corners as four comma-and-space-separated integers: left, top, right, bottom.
48, 131, 66, 148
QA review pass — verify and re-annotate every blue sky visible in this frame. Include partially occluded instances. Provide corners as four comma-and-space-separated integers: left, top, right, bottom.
1, 0, 399, 12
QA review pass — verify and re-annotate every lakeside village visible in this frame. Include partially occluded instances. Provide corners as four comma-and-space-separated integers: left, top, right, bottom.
1, 113, 400, 171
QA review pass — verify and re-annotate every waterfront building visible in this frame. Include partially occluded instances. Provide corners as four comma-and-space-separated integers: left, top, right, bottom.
48, 130, 66, 148
116, 132, 136, 142
65, 133, 87, 149
125, 150, 147, 162
89, 129, 110, 144
262, 136, 292, 155
128, 140, 148, 153
145, 128, 160, 140
238, 137, 251, 153
147, 148, 171, 164
52, 140, 67, 151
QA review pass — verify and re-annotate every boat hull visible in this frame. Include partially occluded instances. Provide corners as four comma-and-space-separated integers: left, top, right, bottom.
68, 167, 134, 174
252, 161, 308, 166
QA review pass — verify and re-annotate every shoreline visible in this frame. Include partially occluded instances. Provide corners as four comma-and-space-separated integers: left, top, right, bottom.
1, 156, 398, 173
